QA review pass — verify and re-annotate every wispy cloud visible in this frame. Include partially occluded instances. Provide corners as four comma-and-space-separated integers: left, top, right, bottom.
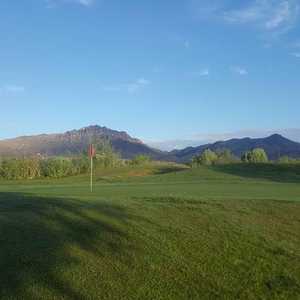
291, 52, 300, 58
231, 66, 248, 75
46, 0, 94, 8
0, 85, 25, 96
102, 78, 151, 94
126, 78, 151, 94
191, 0, 300, 36
226, 0, 299, 34
198, 69, 209, 76
190, 69, 210, 77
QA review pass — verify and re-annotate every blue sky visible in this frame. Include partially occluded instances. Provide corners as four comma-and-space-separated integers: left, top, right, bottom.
0, 0, 300, 147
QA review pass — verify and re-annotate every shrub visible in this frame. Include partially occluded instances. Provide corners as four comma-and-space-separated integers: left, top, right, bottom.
0, 153, 120, 180
0, 158, 41, 180
40, 158, 74, 178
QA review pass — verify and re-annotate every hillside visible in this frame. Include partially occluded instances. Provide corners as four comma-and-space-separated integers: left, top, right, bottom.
172, 134, 300, 162
0, 125, 167, 160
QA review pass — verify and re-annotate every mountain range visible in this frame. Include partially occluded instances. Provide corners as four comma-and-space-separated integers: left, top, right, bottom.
171, 134, 300, 162
0, 125, 300, 162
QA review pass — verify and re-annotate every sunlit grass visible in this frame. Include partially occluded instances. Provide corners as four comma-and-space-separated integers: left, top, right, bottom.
0, 163, 299, 299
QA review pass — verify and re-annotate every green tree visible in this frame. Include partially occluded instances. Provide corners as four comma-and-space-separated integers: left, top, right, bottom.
93, 139, 122, 168
241, 148, 268, 163
192, 149, 218, 166
215, 149, 238, 164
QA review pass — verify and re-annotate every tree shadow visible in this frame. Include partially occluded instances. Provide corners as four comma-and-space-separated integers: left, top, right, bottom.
211, 163, 300, 183
0, 192, 131, 299
153, 165, 188, 175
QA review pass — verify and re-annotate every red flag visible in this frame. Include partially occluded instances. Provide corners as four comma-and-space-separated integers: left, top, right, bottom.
88, 144, 96, 158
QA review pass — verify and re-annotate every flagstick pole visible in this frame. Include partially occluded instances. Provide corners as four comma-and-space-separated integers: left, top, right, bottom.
90, 155, 93, 193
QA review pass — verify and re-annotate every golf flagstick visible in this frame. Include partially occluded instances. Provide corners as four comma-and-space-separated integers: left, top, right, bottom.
89, 144, 95, 192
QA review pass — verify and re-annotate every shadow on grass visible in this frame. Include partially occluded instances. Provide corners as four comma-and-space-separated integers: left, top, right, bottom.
0, 192, 130, 299
153, 165, 188, 175
211, 163, 300, 183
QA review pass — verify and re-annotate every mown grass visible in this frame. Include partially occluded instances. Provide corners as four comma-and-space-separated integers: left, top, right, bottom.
0, 163, 299, 299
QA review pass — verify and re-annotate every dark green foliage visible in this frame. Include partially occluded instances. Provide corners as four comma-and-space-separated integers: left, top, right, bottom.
241, 151, 251, 163
278, 156, 291, 164
278, 156, 300, 164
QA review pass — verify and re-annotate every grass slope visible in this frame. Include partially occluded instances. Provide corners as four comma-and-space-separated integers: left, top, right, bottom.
0, 163, 299, 299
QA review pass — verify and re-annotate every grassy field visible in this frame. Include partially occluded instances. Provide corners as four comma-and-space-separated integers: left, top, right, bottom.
0, 163, 300, 299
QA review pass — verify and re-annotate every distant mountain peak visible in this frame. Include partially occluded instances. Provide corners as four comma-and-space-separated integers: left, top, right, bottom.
0, 125, 164, 159
266, 133, 286, 140
64, 125, 143, 144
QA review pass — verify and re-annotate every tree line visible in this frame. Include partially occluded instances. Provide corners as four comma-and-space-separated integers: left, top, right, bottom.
191, 148, 300, 167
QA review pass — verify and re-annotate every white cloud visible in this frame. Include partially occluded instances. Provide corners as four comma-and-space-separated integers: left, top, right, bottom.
192, 0, 300, 36
102, 78, 151, 94
291, 52, 300, 57
0, 85, 25, 95
231, 66, 248, 75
